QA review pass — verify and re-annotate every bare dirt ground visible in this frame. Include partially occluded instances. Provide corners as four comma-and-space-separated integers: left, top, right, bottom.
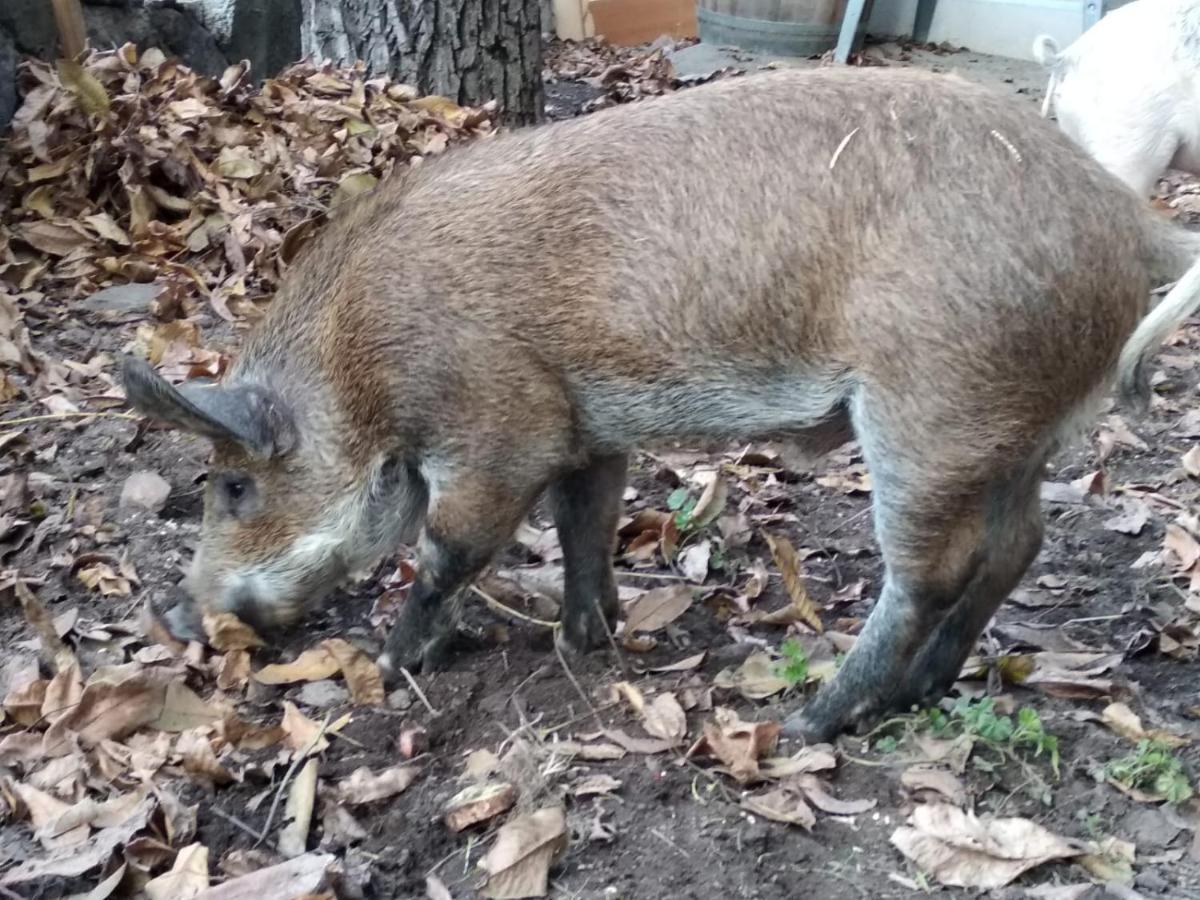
3, 36, 1200, 900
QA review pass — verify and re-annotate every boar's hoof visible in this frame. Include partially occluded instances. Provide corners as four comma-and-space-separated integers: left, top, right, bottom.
155, 593, 205, 644
556, 608, 613, 658
377, 628, 454, 686
780, 709, 842, 745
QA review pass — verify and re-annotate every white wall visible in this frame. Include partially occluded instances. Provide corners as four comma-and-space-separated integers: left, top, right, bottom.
867, 0, 1087, 60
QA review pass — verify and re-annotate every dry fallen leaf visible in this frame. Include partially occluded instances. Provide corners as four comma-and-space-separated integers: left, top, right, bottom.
792, 774, 876, 815
1, 795, 156, 886
202, 613, 265, 651
175, 728, 234, 785
743, 785, 816, 829
677, 540, 712, 584
713, 651, 790, 700
1183, 445, 1200, 477
1099, 702, 1190, 749
647, 652, 706, 673
426, 873, 455, 900
76, 562, 133, 597
622, 585, 693, 637
1077, 835, 1136, 885
1165, 524, 1200, 572
481, 806, 568, 899
153, 682, 225, 732
43, 666, 169, 754
322, 639, 385, 706
640, 692, 687, 744
900, 766, 969, 806
192, 852, 336, 899
8, 779, 89, 848
890, 803, 1081, 889
5, 677, 48, 727
277, 758, 318, 859
280, 702, 330, 753
443, 782, 517, 832
758, 745, 838, 779
145, 842, 209, 900
601, 728, 677, 755
336, 765, 418, 805
217, 651, 251, 691
571, 774, 622, 798
686, 707, 781, 783
16, 580, 77, 672
254, 647, 340, 685
549, 740, 626, 761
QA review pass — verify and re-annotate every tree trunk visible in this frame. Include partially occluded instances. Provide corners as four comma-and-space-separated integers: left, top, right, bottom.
299, 0, 543, 124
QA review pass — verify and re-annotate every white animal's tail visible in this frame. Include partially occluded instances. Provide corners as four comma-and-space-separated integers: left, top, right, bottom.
1118, 219, 1200, 406
1031, 35, 1061, 118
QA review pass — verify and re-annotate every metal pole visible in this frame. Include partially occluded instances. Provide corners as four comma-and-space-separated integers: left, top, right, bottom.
834, 0, 868, 63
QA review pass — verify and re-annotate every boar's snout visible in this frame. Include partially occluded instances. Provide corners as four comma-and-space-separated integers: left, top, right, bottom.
121, 355, 350, 638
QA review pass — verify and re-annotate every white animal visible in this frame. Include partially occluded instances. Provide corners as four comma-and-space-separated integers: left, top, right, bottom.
1034, 0, 1200, 198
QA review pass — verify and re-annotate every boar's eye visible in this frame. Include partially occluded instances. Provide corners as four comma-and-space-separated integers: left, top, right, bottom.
215, 473, 257, 516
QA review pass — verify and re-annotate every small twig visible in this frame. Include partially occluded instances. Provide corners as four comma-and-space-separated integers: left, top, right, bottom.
328, 728, 367, 750
681, 757, 737, 806
539, 700, 621, 737
840, 750, 926, 768
613, 570, 691, 582
591, 595, 629, 678
399, 666, 441, 717
471, 585, 559, 629
210, 805, 264, 842
650, 827, 690, 860
825, 505, 872, 537
553, 639, 604, 731
993, 771, 1037, 816
828, 127, 860, 170
1059, 614, 1123, 626
254, 716, 330, 849
0, 411, 137, 427
860, 714, 917, 741
425, 845, 469, 879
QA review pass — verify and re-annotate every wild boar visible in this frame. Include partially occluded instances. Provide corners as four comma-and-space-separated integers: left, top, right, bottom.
1034, 0, 1200, 197
122, 66, 1200, 742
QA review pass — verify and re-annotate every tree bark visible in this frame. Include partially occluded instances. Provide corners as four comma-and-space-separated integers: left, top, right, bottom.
300, 0, 543, 124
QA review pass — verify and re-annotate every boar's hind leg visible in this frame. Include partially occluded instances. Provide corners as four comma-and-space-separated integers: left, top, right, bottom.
783, 397, 1047, 743
548, 453, 629, 654
891, 457, 1045, 712
378, 473, 540, 680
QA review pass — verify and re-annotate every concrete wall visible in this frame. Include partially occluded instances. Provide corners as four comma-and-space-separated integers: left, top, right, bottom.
867, 0, 1102, 60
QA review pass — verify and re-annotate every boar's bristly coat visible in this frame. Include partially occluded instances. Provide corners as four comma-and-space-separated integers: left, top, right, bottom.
123, 67, 1200, 741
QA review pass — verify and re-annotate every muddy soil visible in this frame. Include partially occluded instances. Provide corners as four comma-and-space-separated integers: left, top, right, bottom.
4, 38, 1200, 900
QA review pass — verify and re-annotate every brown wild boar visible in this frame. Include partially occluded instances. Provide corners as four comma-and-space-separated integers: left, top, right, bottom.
122, 67, 1200, 742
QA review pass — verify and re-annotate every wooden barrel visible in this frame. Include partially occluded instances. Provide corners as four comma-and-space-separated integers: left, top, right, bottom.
697, 0, 874, 57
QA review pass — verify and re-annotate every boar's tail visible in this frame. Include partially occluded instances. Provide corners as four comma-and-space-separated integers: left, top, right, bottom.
1031, 35, 1059, 67
1117, 220, 1200, 408
1031, 35, 1060, 117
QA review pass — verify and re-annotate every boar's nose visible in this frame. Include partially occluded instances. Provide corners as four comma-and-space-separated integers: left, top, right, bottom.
156, 581, 204, 642
224, 581, 274, 635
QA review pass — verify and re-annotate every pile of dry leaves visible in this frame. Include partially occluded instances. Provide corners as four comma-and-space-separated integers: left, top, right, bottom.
543, 37, 738, 113
0, 45, 497, 400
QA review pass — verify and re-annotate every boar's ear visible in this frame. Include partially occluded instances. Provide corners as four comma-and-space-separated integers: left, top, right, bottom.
120, 356, 296, 458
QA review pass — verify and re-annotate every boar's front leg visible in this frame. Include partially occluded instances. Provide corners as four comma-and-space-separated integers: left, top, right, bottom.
378, 471, 540, 679
548, 453, 629, 654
